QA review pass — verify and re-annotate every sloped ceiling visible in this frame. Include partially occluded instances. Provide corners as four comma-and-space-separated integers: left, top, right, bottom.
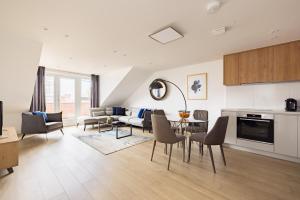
0, 0, 300, 74
100, 67, 153, 106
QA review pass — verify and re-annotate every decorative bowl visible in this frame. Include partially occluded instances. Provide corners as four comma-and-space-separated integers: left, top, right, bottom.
178, 110, 190, 119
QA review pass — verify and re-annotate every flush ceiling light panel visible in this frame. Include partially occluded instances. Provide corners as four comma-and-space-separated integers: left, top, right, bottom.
149, 27, 183, 44
206, 0, 222, 13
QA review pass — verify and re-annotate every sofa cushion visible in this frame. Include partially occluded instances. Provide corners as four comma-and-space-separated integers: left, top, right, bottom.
129, 118, 144, 127
119, 116, 132, 124
46, 122, 63, 132
33, 111, 48, 122
92, 111, 106, 117
106, 107, 113, 115
125, 111, 131, 116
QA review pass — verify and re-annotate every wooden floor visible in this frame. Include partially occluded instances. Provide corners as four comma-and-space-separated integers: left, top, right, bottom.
1, 126, 300, 200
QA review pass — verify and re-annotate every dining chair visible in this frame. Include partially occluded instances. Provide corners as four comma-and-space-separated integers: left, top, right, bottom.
153, 109, 165, 115
186, 110, 208, 154
151, 114, 186, 170
187, 116, 229, 173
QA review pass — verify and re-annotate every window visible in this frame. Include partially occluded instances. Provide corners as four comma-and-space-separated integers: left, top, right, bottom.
80, 79, 91, 115
45, 71, 92, 125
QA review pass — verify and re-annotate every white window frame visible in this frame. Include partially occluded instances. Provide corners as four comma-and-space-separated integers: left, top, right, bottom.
45, 69, 91, 126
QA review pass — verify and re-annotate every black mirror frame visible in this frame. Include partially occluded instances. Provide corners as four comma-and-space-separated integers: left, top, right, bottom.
149, 79, 168, 101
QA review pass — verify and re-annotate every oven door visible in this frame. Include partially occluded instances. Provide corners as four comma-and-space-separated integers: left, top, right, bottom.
237, 117, 274, 143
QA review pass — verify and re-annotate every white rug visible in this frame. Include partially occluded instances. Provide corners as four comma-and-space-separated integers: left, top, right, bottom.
74, 129, 153, 155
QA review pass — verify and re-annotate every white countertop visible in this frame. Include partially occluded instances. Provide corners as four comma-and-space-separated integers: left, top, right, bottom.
222, 108, 300, 115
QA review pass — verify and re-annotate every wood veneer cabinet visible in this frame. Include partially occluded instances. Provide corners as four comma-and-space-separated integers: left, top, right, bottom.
238, 47, 274, 84
273, 41, 300, 82
223, 40, 300, 85
223, 54, 239, 85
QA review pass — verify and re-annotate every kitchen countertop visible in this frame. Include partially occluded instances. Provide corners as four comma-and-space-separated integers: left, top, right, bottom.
222, 108, 300, 115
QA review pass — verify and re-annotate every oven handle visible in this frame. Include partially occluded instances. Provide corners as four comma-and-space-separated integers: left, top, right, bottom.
238, 118, 272, 123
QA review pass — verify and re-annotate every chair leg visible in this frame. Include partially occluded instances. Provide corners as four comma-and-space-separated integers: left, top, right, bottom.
143, 127, 144, 133
188, 139, 192, 162
84, 125, 86, 131
199, 142, 201, 155
201, 143, 204, 156
21, 134, 26, 140
208, 145, 216, 173
220, 145, 226, 166
60, 129, 64, 135
182, 140, 185, 162
167, 144, 173, 170
151, 140, 156, 161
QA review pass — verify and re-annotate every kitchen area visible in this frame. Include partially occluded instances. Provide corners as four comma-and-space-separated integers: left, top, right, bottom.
222, 40, 300, 162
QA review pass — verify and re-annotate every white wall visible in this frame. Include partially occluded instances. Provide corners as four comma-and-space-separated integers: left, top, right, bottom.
123, 60, 226, 128
226, 82, 300, 110
100, 67, 132, 105
0, 33, 42, 132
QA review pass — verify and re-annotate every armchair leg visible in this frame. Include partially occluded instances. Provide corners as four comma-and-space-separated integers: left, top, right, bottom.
188, 139, 192, 162
164, 144, 168, 155
167, 144, 173, 170
220, 145, 226, 166
208, 145, 216, 173
21, 134, 26, 140
84, 125, 86, 131
182, 140, 185, 162
151, 140, 156, 161
60, 129, 64, 135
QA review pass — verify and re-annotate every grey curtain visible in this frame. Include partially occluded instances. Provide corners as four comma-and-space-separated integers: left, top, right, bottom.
91, 74, 100, 108
30, 66, 46, 112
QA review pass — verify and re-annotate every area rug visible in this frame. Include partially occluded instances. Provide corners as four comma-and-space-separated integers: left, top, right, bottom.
75, 130, 153, 155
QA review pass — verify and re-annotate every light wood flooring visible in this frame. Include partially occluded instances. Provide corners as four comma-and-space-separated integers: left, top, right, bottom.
1, 126, 300, 200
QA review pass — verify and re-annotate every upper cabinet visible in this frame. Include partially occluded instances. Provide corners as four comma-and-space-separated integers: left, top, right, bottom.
223, 40, 300, 85
239, 47, 274, 84
223, 54, 239, 85
273, 41, 300, 82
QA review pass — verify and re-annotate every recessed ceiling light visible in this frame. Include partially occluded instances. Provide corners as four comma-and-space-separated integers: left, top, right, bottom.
65, 34, 70, 38
43, 27, 48, 31
123, 54, 127, 56
113, 50, 118, 53
212, 26, 227, 36
149, 27, 183, 44
206, 0, 222, 13
69, 57, 72, 60
206, 0, 222, 14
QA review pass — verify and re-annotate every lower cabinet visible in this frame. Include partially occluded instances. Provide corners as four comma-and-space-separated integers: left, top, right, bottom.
274, 115, 298, 157
222, 111, 237, 144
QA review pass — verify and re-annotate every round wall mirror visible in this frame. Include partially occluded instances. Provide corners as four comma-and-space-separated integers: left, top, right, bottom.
149, 79, 167, 100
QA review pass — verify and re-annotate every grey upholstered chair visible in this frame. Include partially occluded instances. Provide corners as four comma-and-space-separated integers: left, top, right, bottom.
142, 110, 152, 133
21, 112, 64, 139
151, 114, 186, 170
188, 116, 229, 173
153, 109, 165, 115
186, 110, 208, 133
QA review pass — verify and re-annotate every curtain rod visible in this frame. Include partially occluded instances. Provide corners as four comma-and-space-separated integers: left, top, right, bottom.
45, 67, 97, 76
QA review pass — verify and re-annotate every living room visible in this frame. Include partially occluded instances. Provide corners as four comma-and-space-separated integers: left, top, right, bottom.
1, 0, 300, 199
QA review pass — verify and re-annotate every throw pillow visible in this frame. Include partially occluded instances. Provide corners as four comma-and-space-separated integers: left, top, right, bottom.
92, 111, 105, 117
112, 107, 118, 115
32, 111, 48, 122
125, 111, 132, 116
137, 108, 145, 119
105, 107, 113, 116
116, 107, 125, 116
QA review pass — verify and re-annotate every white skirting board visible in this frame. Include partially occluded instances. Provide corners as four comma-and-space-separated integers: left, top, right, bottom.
224, 143, 300, 163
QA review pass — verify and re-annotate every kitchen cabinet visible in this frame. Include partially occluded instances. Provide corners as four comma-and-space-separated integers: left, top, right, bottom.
273, 41, 300, 82
274, 115, 298, 157
224, 54, 239, 85
238, 47, 274, 84
221, 111, 237, 144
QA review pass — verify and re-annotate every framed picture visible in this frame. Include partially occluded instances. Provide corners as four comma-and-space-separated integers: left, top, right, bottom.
187, 73, 207, 100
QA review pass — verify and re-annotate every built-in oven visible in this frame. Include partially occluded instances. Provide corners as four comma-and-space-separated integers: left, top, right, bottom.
237, 113, 274, 144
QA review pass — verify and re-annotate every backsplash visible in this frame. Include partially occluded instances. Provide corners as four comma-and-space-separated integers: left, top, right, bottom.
225, 81, 300, 110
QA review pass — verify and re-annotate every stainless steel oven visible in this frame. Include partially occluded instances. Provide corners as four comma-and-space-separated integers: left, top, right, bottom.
237, 113, 274, 143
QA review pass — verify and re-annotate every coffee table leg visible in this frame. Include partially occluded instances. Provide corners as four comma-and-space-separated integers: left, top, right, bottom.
116, 125, 119, 139
7, 168, 14, 173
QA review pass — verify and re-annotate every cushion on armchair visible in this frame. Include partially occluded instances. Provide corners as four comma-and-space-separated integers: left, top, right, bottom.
32, 111, 48, 122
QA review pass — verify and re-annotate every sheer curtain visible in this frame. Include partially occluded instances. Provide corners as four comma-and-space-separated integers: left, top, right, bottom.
91, 74, 99, 108
30, 66, 46, 112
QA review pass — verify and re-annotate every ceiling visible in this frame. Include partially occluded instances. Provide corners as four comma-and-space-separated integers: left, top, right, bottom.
0, 0, 300, 74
